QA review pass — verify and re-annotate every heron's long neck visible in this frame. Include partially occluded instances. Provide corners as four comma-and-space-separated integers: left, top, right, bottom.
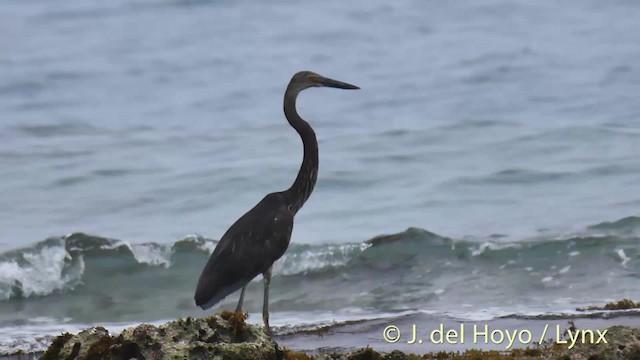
282, 90, 318, 214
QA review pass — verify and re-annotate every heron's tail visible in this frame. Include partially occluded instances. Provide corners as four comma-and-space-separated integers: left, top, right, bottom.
194, 290, 222, 310
194, 274, 247, 310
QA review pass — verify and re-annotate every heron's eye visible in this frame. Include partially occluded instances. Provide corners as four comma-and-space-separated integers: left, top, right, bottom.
306, 75, 319, 83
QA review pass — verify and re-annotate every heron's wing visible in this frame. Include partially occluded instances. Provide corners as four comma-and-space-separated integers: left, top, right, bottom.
194, 198, 293, 309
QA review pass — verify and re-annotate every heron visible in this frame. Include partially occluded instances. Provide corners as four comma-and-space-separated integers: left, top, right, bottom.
194, 71, 359, 335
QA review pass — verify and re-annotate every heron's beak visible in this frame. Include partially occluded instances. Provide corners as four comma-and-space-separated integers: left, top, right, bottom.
317, 76, 360, 90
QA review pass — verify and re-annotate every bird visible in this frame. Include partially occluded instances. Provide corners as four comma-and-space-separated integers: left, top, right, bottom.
194, 71, 359, 335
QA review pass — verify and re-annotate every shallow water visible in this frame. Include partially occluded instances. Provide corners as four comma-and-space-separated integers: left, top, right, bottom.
1, 0, 640, 354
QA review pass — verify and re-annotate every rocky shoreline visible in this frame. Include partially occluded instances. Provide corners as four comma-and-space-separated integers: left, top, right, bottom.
4, 312, 640, 360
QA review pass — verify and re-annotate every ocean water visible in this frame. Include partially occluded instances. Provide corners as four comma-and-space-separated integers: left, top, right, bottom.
1, 0, 640, 354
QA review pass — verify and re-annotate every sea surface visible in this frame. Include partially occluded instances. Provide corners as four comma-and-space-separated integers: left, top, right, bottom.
1, 0, 640, 354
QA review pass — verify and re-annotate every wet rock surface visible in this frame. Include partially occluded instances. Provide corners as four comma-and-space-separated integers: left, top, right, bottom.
40, 311, 278, 360
37, 317, 639, 360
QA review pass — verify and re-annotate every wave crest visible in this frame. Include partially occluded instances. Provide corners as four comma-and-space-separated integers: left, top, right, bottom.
1, 215, 638, 301
0, 238, 84, 300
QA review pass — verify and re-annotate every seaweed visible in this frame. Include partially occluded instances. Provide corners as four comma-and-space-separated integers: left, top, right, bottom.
577, 299, 640, 311
220, 310, 249, 341
283, 347, 314, 360
347, 347, 383, 360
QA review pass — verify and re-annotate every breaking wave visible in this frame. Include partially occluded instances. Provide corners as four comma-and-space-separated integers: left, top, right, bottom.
0, 216, 638, 301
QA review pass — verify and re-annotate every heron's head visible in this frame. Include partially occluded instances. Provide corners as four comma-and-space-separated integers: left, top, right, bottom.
288, 71, 360, 93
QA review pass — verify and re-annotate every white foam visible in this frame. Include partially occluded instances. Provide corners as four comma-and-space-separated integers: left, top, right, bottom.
0, 241, 84, 300
470, 242, 520, 256
269, 308, 418, 334
273, 243, 369, 276
180, 234, 217, 254
198, 240, 217, 254
97, 238, 174, 268
0, 320, 163, 355
129, 243, 173, 268
616, 249, 631, 266
442, 307, 510, 321
558, 265, 571, 274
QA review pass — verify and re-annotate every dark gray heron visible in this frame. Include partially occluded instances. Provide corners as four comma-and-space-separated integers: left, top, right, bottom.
194, 71, 359, 335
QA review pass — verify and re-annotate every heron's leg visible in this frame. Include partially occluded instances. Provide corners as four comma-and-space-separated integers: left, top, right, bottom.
262, 267, 272, 336
236, 286, 246, 313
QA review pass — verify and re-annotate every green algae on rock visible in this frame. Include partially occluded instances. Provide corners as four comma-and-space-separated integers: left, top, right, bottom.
41, 313, 278, 360
40, 319, 639, 360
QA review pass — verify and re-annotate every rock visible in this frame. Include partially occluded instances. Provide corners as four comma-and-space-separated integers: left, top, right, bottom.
560, 325, 640, 360
39, 321, 640, 360
310, 326, 640, 360
40, 311, 279, 360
